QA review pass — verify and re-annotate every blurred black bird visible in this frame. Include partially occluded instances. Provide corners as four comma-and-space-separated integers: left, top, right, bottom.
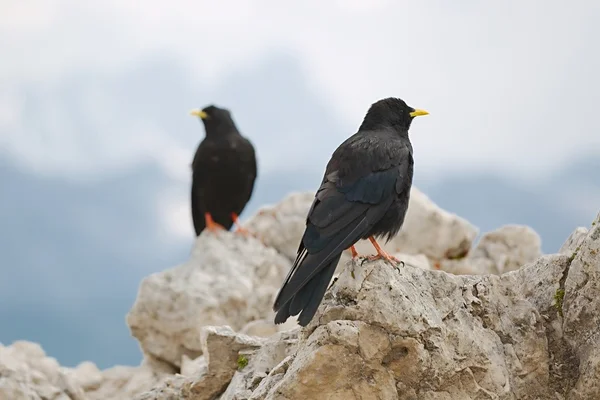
272, 97, 428, 326
189, 105, 257, 235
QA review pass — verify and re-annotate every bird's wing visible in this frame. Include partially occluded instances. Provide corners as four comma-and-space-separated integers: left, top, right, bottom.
190, 140, 219, 233
239, 137, 257, 189
273, 141, 412, 311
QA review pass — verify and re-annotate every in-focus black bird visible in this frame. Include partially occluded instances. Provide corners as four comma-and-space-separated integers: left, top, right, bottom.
189, 105, 257, 235
272, 97, 428, 326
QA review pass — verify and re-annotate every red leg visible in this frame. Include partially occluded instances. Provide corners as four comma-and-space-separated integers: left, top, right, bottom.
205, 212, 225, 232
231, 213, 251, 236
366, 236, 401, 264
348, 245, 359, 258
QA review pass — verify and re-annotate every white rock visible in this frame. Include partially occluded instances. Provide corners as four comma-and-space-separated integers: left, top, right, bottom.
368, 186, 479, 260
239, 319, 278, 338
180, 355, 206, 377
0, 340, 86, 400
220, 330, 298, 400
559, 226, 589, 255
126, 231, 291, 367
257, 253, 571, 399
84, 361, 174, 400
245, 192, 315, 260
246, 188, 478, 269
7, 191, 599, 400
68, 361, 103, 391
390, 252, 432, 270
440, 224, 543, 275
132, 326, 270, 400
563, 212, 600, 399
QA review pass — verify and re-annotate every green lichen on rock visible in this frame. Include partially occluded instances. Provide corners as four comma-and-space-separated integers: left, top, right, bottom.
554, 288, 565, 317
568, 246, 581, 263
237, 354, 248, 370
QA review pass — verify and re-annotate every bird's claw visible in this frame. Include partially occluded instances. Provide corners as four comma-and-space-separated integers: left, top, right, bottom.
234, 226, 251, 237
366, 253, 401, 264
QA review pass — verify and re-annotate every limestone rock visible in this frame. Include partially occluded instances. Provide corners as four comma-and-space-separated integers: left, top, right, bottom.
7, 189, 600, 400
255, 255, 567, 399
69, 361, 103, 391
82, 360, 174, 400
367, 187, 479, 260
180, 355, 207, 377
559, 226, 589, 255
246, 188, 479, 269
239, 218, 597, 399
441, 224, 543, 275
132, 374, 188, 400
245, 192, 315, 260
185, 325, 265, 399
0, 340, 86, 400
220, 329, 298, 400
133, 326, 277, 400
390, 252, 432, 270
126, 230, 291, 367
562, 212, 600, 399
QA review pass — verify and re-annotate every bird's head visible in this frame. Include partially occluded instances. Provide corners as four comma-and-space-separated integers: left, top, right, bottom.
360, 97, 429, 131
190, 104, 236, 135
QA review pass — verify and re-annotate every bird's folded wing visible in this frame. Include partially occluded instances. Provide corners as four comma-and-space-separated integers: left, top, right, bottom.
273, 163, 403, 309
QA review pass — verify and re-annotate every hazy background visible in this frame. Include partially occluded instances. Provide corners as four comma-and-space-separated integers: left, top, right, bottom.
1, 0, 599, 369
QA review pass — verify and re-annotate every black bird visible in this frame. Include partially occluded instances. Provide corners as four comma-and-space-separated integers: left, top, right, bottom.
272, 97, 428, 326
189, 105, 257, 235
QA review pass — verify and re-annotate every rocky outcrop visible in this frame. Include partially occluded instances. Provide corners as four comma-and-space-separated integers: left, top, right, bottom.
2, 188, 598, 400
131, 211, 600, 400
440, 224, 542, 275
126, 233, 291, 368
246, 188, 480, 268
0, 341, 86, 400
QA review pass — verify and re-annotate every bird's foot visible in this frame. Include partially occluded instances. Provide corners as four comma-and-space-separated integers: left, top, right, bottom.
365, 253, 402, 264
367, 236, 403, 267
205, 212, 225, 233
231, 213, 256, 238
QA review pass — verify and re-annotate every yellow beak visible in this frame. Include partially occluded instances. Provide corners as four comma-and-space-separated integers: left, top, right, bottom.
190, 109, 208, 119
409, 108, 429, 118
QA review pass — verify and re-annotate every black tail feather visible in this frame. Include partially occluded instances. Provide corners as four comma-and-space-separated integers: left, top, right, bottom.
274, 255, 341, 326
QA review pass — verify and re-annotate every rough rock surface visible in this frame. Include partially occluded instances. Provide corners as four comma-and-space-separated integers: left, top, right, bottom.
80, 363, 171, 400
563, 217, 600, 399
441, 224, 543, 275
0, 341, 86, 400
559, 227, 589, 255
245, 192, 315, 260
132, 212, 599, 399
4, 187, 599, 400
365, 187, 479, 261
130, 327, 295, 400
245, 187, 479, 270
126, 231, 291, 368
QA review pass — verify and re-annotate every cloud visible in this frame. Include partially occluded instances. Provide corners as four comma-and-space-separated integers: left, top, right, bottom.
1, 0, 599, 181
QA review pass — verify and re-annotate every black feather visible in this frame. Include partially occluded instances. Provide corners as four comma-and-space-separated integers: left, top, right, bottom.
190, 105, 257, 235
272, 97, 428, 326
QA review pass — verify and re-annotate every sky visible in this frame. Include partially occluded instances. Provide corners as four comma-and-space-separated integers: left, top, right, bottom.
0, 0, 599, 368
2, 0, 600, 181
